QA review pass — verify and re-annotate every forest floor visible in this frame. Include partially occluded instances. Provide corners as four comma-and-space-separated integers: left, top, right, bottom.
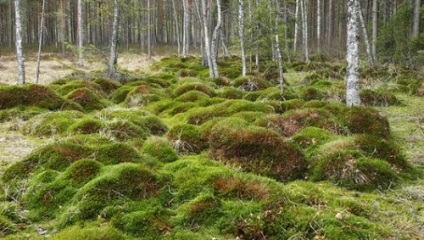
0, 54, 423, 239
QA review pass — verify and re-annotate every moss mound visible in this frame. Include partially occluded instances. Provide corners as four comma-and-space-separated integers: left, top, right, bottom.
216, 87, 244, 99
360, 89, 399, 106
50, 226, 128, 240
142, 137, 178, 163
63, 159, 103, 186
233, 76, 272, 91
173, 82, 214, 97
96, 142, 144, 165
23, 110, 85, 136
68, 117, 105, 134
208, 118, 307, 181
0, 84, 68, 110
175, 90, 210, 102
345, 106, 391, 138
65, 87, 110, 111
55, 80, 106, 97
166, 124, 207, 154
93, 78, 122, 94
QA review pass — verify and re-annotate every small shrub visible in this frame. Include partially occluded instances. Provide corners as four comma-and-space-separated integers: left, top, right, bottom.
142, 136, 178, 163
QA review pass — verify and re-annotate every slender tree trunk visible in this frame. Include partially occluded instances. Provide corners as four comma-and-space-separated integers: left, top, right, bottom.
210, 0, 222, 79
201, 0, 213, 75
238, 0, 247, 76
412, 0, 421, 38
60, 0, 67, 56
327, 0, 333, 49
77, 0, 84, 66
317, 0, 321, 52
171, 0, 181, 56
147, 0, 152, 59
8, 0, 13, 48
346, 0, 361, 106
14, 0, 25, 85
36, 0, 46, 84
301, 0, 310, 62
182, 0, 190, 56
294, 0, 300, 52
275, 34, 285, 99
108, 0, 119, 78
358, 0, 374, 67
372, 0, 377, 61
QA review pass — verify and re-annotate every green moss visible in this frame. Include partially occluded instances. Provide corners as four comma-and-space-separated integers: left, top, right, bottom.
303, 99, 328, 108
299, 86, 325, 101
0, 106, 47, 122
68, 117, 105, 134
63, 159, 103, 186
22, 110, 84, 136
75, 163, 160, 219
345, 106, 391, 138
65, 87, 110, 111
292, 127, 335, 159
208, 118, 307, 181
50, 225, 128, 240
0, 84, 68, 110
280, 98, 305, 111
166, 124, 207, 154
56, 80, 106, 97
96, 142, 144, 165
216, 87, 244, 99
174, 193, 222, 227
142, 137, 178, 163
110, 85, 134, 103
93, 78, 121, 95
102, 119, 149, 141
3, 142, 92, 182
233, 76, 272, 91
255, 109, 344, 137
0, 215, 16, 237
360, 89, 400, 106
175, 90, 210, 102
173, 82, 214, 97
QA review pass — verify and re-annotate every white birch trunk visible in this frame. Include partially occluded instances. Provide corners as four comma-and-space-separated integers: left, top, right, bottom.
317, 0, 321, 52
346, 0, 361, 106
275, 34, 285, 99
301, 0, 310, 62
108, 0, 119, 77
294, 0, 300, 52
412, 0, 421, 38
182, 0, 190, 57
372, 0, 377, 60
36, 0, 46, 84
210, 0, 222, 79
238, 0, 247, 76
14, 0, 25, 85
77, 0, 84, 66
358, 0, 374, 67
201, 0, 213, 75
147, 0, 152, 59
327, 0, 333, 48
171, 0, 181, 56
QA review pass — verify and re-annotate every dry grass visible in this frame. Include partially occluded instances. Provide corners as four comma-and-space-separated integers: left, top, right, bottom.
0, 53, 160, 85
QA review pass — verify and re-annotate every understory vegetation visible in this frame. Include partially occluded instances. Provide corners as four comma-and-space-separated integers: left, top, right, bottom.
0, 56, 423, 239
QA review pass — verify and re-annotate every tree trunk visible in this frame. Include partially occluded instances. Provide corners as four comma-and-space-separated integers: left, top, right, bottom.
358, 0, 374, 67
147, 0, 152, 59
36, 0, 46, 84
346, 0, 361, 106
210, 0, 222, 79
294, 0, 300, 52
238, 0, 247, 76
201, 0, 213, 75
171, 0, 181, 56
77, 0, 84, 66
14, 0, 25, 85
108, 0, 119, 78
412, 0, 421, 38
317, 0, 321, 52
182, 0, 190, 56
371, 0, 377, 61
301, 0, 310, 62
60, 0, 67, 56
327, 0, 333, 49
275, 34, 285, 99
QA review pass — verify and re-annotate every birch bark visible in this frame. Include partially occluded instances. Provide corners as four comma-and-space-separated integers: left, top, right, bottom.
346, 0, 361, 106
108, 0, 119, 78
77, 0, 84, 66
210, 0, 222, 79
358, 0, 374, 67
36, 0, 46, 84
14, 0, 25, 85
238, 0, 247, 76
412, 0, 421, 38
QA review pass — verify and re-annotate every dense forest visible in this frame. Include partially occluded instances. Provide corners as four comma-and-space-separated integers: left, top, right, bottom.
0, 0, 423, 239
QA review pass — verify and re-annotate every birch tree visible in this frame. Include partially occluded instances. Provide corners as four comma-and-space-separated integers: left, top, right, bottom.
346, 0, 361, 106
200, 0, 213, 74
14, 0, 25, 85
171, 0, 181, 56
210, 0, 222, 79
317, 0, 321, 52
77, 0, 84, 66
412, 0, 421, 38
182, 0, 190, 57
108, 0, 119, 78
372, 0, 378, 61
36, 0, 46, 84
301, 0, 310, 62
358, 0, 374, 67
293, 0, 300, 52
238, 0, 247, 76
